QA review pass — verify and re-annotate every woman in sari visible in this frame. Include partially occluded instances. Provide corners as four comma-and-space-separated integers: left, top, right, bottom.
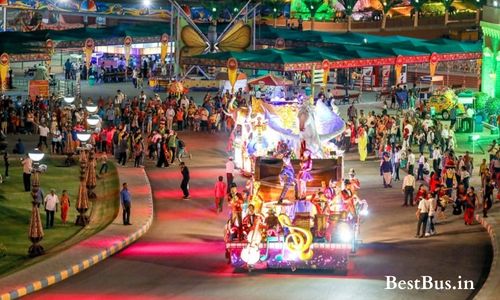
357, 126, 367, 161
463, 187, 476, 225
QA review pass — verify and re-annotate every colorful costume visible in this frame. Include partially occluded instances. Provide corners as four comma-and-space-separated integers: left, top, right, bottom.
357, 127, 367, 161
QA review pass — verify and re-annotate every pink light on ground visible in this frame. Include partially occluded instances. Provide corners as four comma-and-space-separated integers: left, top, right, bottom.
157, 209, 219, 221
154, 187, 214, 200
117, 241, 224, 257
148, 168, 225, 181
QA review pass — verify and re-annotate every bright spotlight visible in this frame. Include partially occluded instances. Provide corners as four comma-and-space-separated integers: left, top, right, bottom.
144, 0, 151, 7
337, 223, 352, 243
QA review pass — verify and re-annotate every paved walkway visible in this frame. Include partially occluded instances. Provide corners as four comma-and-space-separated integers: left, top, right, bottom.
0, 166, 153, 300
475, 208, 500, 300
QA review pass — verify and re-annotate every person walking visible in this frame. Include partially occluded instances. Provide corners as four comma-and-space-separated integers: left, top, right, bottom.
417, 152, 425, 181
44, 189, 59, 229
407, 149, 415, 175
463, 187, 476, 225
180, 162, 190, 199
118, 133, 128, 166
99, 153, 108, 175
168, 132, 177, 164
426, 193, 437, 236
380, 152, 393, 188
120, 182, 132, 225
214, 176, 227, 213
21, 154, 32, 192
415, 194, 429, 238
60, 190, 70, 224
226, 157, 235, 193
483, 178, 494, 218
402, 172, 416, 206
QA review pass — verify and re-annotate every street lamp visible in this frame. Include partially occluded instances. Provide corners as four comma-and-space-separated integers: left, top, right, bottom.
86, 115, 100, 127
85, 103, 98, 114
28, 148, 45, 257
63, 96, 75, 104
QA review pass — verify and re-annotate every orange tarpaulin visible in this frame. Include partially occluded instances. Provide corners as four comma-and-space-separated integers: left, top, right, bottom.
247, 74, 293, 86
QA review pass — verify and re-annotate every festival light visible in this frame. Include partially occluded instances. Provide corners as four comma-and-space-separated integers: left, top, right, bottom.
85, 104, 98, 113
63, 96, 75, 104
76, 131, 91, 143
143, 0, 151, 7
87, 115, 100, 127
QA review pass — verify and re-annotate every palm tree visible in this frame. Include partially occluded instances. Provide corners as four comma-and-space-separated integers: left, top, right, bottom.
378, 0, 402, 30
303, 0, 324, 30
466, 0, 486, 24
264, 0, 288, 28
337, 0, 358, 32
410, 0, 426, 27
441, 0, 454, 25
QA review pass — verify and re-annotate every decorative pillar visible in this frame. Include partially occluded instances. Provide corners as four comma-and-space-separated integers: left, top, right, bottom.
480, 2, 500, 97
28, 171, 44, 257
75, 149, 89, 226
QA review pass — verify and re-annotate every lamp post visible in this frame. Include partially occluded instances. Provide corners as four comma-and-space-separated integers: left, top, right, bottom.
28, 149, 45, 257
85, 113, 99, 200
75, 131, 91, 226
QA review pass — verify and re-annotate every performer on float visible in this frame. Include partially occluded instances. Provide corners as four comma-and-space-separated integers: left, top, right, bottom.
348, 168, 361, 195
242, 204, 264, 234
323, 179, 337, 200
324, 183, 344, 242
278, 153, 298, 203
297, 149, 313, 198
341, 179, 357, 219
228, 183, 244, 240
357, 126, 368, 161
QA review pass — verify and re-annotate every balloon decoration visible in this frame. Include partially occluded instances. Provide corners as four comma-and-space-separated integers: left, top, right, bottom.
227, 57, 238, 94
82, 38, 94, 79
123, 36, 133, 67
322, 59, 330, 86
160, 33, 169, 65
0, 53, 9, 91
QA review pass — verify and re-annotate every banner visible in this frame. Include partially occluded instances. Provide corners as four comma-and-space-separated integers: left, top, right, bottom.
0, 53, 8, 91
322, 59, 329, 86
429, 52, 438, 77
124, 36, 133, 67
160, 33, 169, 65
0, 0, 7, 6
82, 38, 94, 79
29, 80, 50, 101
227, 58, 238, 94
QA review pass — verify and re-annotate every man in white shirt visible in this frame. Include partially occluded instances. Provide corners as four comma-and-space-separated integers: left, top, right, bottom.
22, 155, 32, 192
343, 124, 352, 152
38, 123, 50, 150
416, 195, 429, 238
425, 193, 437, 236
441, 125, 450, 151
166, 107, 175, 131
226, 157, 235, 193
407, 149, 416, 176
44, 188, 59, 229
432, 146, 442, 174
394, 147, 401, 181
402, 172, 416, 206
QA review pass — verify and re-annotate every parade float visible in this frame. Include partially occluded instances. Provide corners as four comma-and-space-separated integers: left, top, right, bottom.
224, 96, 368, 273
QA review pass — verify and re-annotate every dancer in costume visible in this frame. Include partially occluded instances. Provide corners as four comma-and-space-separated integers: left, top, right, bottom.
298, 149, 313, 198
278, 153, 298, 203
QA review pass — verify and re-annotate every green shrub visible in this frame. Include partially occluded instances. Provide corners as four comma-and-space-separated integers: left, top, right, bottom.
0, 243, 7, 258
485, 97, 500, 117
475, 92, 489, 111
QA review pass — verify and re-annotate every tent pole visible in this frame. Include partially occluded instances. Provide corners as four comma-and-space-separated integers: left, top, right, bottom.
2, 7, 6, 32
170, 0, 174, 79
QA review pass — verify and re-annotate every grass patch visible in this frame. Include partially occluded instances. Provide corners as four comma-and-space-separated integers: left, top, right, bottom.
0, 156, 119, 277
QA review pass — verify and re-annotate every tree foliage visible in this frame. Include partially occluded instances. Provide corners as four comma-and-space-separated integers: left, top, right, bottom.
379, 0, 402, 14
337, 0, 359, 16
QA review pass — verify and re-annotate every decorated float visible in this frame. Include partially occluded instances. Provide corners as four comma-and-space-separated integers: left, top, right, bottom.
224, 96, 368, 273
